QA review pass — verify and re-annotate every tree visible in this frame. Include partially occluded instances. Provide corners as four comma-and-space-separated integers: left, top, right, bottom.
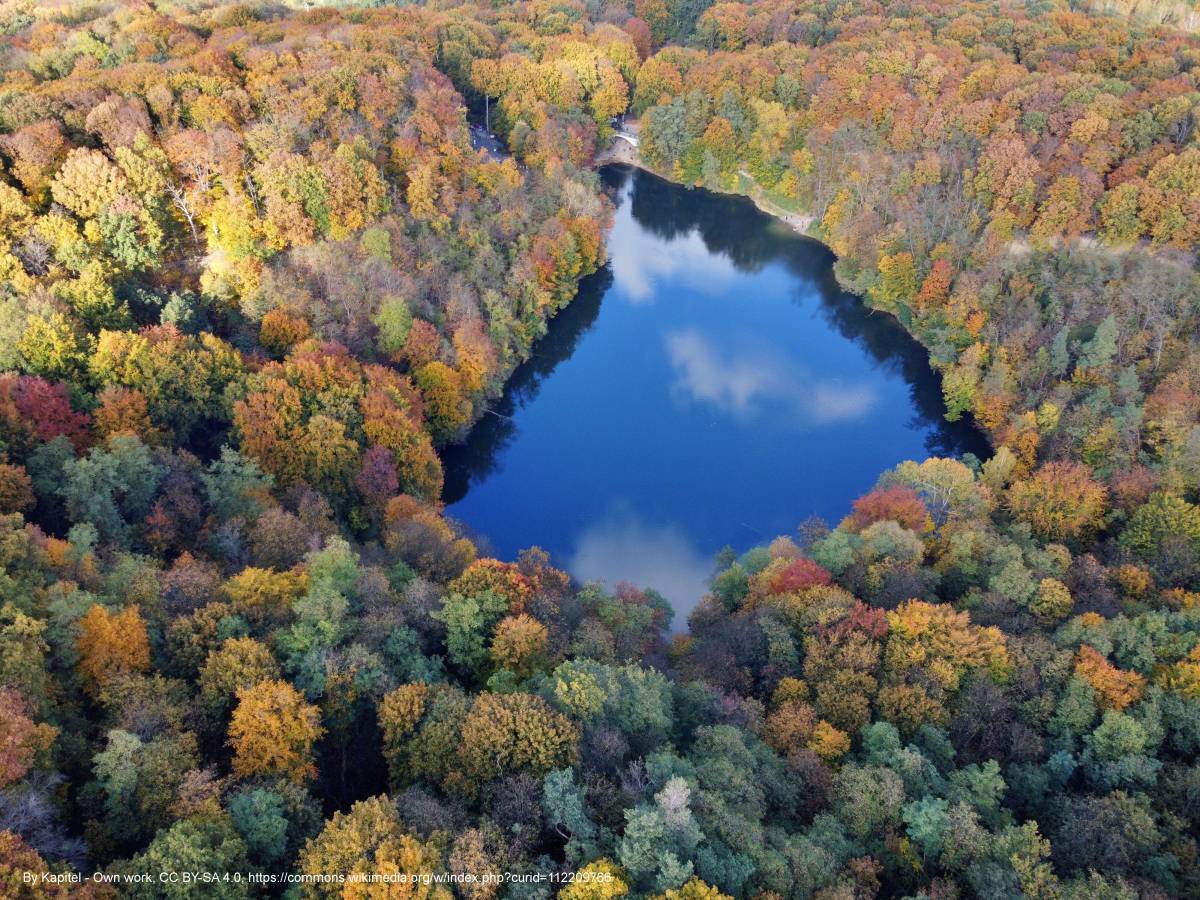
1140, 149, 1200, 249
77, 604, 151, 693
0, 375, 91, 451
375, 296, 413, 358
198, 637, 280, 721
763, 692, 817, 755
0, 603, 50, 702
0, 463, 33, 514
298, 796, 451, 900
1, 119, 68, 201
752, 558, 832, 601
297, 414, 359, 504
1008, 462, 1107, 544
91, 328, 243, 444
50, 148, 127, 221
832, 764, 905, 840
543, 767, 599, 863
1120, 493, 1200, 562
847, 485, 930, 533
59, 434, 164, 545
871, 252, 918, 312
355, 445, 399, 516
92, 728, 201, 846
888, 600, 1008, 696
227, 680, 323, 783
903, 795, 952, 863
0, 830, 103, 900
490, 614, 550, 677
228, 788, 289, 866
1031, 176, 1089, 243
92, 387, 161, 445
378, 684, 431, 788
201, 446, 274, 522
1075, 646, 1145, 712
221, 567, 306, 625
624, 18, 653, 60
435, 590, 511, 677
458, 692, 580, 786
1031, 578, 1073, 623
449, 559, 534, 612
401, 320, 442, 370
886, 458, 990, 525
560, 859, 629, 900
259, 309, 311, 356
1099, 183, 1143, 245
652, 877, 731, 900
546, 660, 674, 743
414, 361, 473, 443
0, 688, 55, 788
111, 816, 249, 900
616, 777, 704, 892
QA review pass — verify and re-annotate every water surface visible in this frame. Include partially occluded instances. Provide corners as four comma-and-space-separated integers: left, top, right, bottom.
442, 166, 987, 620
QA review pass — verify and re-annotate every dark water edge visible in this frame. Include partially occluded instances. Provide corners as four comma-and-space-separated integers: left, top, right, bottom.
441, 264, 611, 505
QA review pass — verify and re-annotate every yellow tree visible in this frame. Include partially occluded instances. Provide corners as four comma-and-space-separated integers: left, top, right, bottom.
92, 387, 161, 445
1140, 149, 1200, 249
1007, 461, 1107, 544
1075, 646, 1146, 711
221, 567, 308, 624
377, 684, 431, 786
884, 600, 1009, 693
653, 877, 733, 900
490, 614, 550, 677
77, 604, 151, 694
50, 148, 128, 221
560, 859, 629, 900
881, 599, 1009, 732
228, 680, 323, 783
449, 559, 533, 612
198, 637, 281, 719
458, 692, 579, 785
414, 361, 473, 443
298, 796, 451, 900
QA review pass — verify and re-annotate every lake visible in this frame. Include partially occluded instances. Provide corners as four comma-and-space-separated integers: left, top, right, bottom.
442, 165, 988, 622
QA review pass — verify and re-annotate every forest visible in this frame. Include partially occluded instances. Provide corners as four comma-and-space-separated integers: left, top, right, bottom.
0, 0, 1199, 897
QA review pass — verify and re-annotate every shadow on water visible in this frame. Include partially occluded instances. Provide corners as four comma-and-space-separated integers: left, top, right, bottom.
441, 267, 611, 505
612, 164, 990, 460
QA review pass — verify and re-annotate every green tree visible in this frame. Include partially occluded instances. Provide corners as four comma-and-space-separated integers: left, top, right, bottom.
228, 788, 289, 866
375, 296, 413, 357
434, 590, 510, 678
111, 816, 250, 899
1125, 492, 1200, 550
59, 435, 164, 545
201, 447, 273, 522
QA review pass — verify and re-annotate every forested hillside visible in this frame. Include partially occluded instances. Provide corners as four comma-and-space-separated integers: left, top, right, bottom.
0, 1, 1199, 898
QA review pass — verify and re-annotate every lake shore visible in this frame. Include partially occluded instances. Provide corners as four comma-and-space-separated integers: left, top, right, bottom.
594, 138, 816, 237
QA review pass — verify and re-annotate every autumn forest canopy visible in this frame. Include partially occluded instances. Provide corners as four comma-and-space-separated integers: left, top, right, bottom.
1, 0, 1200, 897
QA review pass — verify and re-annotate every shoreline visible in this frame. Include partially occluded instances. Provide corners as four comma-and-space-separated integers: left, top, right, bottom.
594, 140, 816, 237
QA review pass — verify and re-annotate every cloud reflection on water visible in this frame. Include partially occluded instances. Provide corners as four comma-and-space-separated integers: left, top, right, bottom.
568, 509, 712, 624
665, 328, 879, 424
608, 201, 738, 303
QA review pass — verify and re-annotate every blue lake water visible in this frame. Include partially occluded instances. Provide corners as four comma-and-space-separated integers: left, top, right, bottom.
441, 165, 987, 620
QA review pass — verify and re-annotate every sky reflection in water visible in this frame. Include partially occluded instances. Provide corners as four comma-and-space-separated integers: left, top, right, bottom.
441, 166, 987, 622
